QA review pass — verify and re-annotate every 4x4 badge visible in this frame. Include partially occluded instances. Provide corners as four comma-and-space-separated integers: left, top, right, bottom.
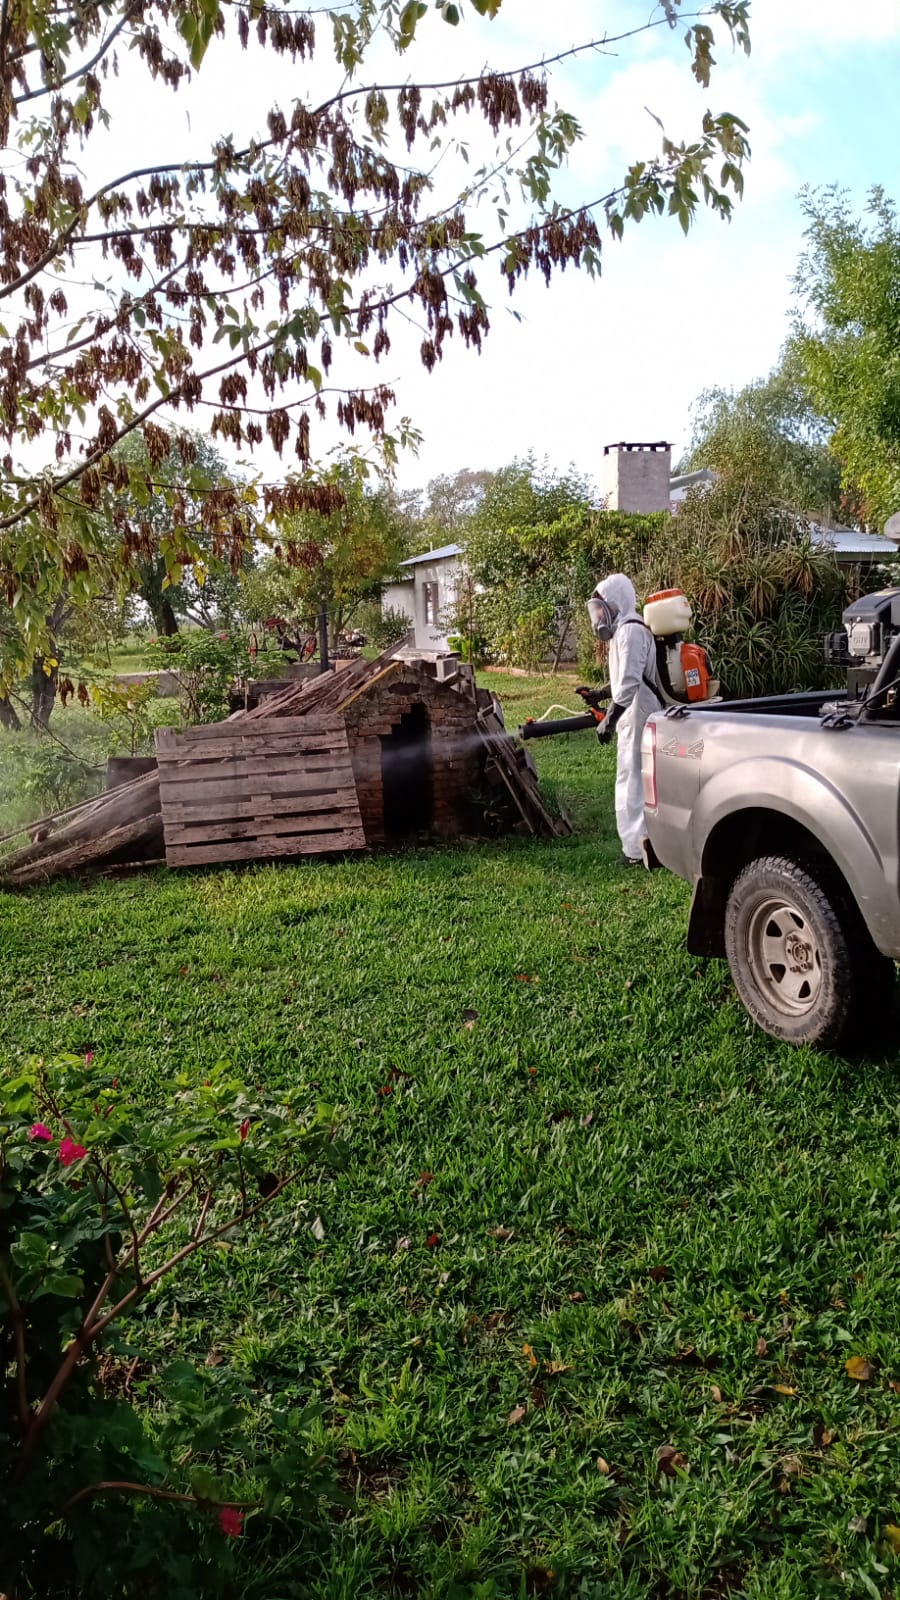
661, 737, 704, 760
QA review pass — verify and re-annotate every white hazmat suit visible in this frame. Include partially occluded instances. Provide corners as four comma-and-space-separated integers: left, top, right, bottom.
591, 573, 661, 863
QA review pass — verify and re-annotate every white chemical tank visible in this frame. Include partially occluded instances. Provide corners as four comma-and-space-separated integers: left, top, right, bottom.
643, 588, 692, 638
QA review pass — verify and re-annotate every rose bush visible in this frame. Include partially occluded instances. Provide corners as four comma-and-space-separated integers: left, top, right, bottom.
1, 1055, 346, 1598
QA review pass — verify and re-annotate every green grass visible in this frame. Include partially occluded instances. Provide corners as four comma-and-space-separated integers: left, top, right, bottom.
3, 671, 900, 1599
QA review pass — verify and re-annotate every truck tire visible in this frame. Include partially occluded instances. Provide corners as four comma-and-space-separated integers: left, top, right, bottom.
724, 854, 894, 1050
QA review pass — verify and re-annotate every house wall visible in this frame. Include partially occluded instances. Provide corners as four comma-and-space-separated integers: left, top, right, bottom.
342, 669, 482, 847
408, 557, 464, 651
381, 582, 415, 629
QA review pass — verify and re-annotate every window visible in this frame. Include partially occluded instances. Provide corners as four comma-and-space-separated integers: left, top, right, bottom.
423, 581, 439, 626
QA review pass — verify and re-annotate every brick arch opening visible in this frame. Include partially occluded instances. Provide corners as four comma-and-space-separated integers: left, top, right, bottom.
379, 701, 433, 839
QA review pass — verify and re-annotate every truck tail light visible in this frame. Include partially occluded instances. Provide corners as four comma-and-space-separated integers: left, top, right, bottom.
641, 720, 658, 809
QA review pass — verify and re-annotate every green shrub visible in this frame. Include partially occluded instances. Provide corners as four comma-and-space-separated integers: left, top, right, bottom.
638, 473, 846, 698
355, 601, 411, 651
145, 630, 258, 724
0, 1055, 345, 1598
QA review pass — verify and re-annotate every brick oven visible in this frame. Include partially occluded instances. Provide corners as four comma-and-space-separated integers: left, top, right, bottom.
337, 661, 485, 846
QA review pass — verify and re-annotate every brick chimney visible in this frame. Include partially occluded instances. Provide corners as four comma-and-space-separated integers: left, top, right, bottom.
600, 441, 672, 514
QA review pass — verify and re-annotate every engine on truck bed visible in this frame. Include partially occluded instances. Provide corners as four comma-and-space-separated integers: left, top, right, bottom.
825, 589, 900, 700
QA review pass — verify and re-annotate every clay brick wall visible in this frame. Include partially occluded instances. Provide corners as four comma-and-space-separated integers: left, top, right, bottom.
341, 672, 483, 847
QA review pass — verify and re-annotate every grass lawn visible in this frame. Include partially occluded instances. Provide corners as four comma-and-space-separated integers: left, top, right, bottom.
3, 670, 900, 1599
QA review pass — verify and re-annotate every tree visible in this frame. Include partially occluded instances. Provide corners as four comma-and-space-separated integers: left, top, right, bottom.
0, 0, 751, 692
239, 456, 408, 645
420, 468, 496, 537
680, 361, 844, 521
790, 187, 900, 530
459, 456, 662, 670
108, 433, 256, 636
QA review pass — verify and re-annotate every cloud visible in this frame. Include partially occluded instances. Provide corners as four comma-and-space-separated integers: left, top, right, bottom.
751, 0, 900, 51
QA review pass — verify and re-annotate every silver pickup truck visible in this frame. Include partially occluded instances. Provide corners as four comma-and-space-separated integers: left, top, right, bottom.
642, 587, 900, 1049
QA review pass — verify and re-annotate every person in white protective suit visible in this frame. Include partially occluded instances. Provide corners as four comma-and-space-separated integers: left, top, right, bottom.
587, 573, 662, 866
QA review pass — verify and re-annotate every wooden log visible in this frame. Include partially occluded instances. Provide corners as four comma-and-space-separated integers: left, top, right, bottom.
3, 813, 163, 888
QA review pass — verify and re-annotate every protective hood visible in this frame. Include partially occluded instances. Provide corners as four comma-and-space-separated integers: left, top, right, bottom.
587, 573, 640, 639
594, 573, 639, 626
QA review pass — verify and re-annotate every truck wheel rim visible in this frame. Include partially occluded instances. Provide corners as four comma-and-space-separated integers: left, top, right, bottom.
746, 897, 823, 1017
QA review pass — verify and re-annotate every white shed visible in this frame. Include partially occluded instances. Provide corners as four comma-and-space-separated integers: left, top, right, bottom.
383, 543, 465, 652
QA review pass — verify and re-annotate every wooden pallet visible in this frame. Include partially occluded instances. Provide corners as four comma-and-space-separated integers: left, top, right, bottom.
155, 719, 367, 868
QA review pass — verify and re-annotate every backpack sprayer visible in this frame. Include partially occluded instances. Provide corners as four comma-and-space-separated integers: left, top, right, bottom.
519, 587, 720, 741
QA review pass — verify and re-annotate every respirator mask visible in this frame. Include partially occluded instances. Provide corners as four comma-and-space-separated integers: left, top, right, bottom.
587, 595, 618, 642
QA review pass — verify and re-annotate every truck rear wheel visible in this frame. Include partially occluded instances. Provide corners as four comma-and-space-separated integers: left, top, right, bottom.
724, 855, 894, 1049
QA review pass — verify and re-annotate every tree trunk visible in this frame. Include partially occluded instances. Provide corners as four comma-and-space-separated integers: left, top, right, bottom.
151, 594, 180, 636
0, 693, 21, 731
30, 652, 58, 732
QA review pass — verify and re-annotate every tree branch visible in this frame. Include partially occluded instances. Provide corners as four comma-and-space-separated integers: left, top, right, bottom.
63, 1478, 260, 1514
16, 2, 143, 104
0, 1258, 29, 1432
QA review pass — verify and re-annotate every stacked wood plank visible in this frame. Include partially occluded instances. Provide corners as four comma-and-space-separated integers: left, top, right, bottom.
156, 719, 366, 867
475, 693, 571, 840
0, 771, 163, 889
0, 651, 568, 887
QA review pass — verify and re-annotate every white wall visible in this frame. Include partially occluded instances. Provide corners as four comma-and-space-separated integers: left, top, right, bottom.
381, 582, 415, 631
408, 557, 464, 651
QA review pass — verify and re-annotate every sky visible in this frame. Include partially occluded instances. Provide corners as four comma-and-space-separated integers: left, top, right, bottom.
25, 0, 900, 496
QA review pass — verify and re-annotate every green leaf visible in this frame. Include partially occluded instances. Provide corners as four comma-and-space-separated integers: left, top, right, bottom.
399, 1, 427, 47
34, 1271, 84, 1300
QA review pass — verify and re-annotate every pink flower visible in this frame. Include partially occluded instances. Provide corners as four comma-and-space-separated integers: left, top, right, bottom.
220, 632, 229, 641
84, 1050, 94, 1065
29, 1123, 53, 1142
239, 1119, 250, 1142
219, 1507, 244, 1537
59, 1137, 88, 1167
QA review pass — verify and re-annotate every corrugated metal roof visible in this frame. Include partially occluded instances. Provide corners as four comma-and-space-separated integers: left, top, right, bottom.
399, 543, 464, 567
811, 526, 900, 558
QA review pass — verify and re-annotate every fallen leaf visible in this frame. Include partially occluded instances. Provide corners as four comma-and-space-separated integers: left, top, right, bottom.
546, 1361, 573, 1377
596, 1456, 611, 1475
647, 1266, 670, 1283
813, 1424, 836, 1449
507, 1404, 527, 1426
890, 1379, 900, 1394
849, 1514, 869, 1537
462, 1008, 479, 1029
780, 1454, 802, 1477
710, 1385, 724, 1404
310, 1215, 325, 1243
657, 1444, 688, 1478
885, 1523, 900, 1552
771, 1383, 796, 1396
395, 1236, 411, 1251
845, 1355, 876, 1382
530, 1384, 547, 1409
438, 1270, 450, 1286
416, 1170, 435, 1188
515, 973, 537, 983
425, 1232, 441, 1250
205, 1350, 224, 1367
523, 1343, 538, 1368
756, 1337, 769, 1358
568, 1291, 587, 1304
489, 1225, 513, 1241
581, 1112, 594, 1127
